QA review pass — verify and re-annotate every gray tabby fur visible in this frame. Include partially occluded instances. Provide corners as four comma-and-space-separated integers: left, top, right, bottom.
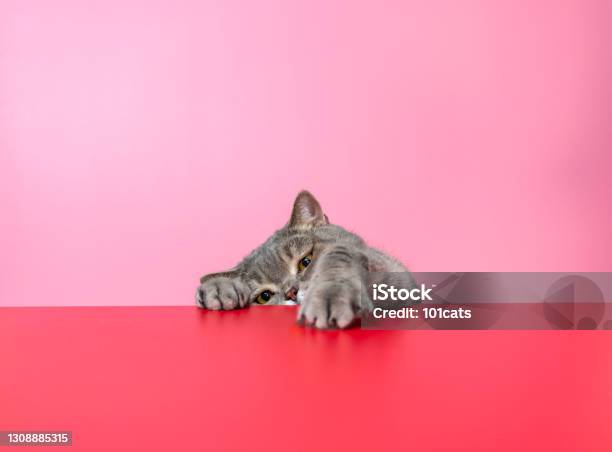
196, 191, 410, 329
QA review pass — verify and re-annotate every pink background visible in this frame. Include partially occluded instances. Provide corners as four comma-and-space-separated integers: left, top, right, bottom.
1, 0, 611, 307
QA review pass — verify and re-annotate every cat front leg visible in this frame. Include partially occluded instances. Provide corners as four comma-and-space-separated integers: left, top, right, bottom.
298, 245, 372, 329
196, 271, 250, 310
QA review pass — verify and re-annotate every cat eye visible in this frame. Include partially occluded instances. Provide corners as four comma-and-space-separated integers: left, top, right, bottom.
298, 255, 312, 272
254, 290, 273, 304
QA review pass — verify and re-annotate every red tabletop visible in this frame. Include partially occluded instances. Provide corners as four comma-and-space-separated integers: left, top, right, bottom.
1, 306, 611, 451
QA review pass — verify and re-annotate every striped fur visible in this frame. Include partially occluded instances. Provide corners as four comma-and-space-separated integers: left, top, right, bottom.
196, 191, 410, 329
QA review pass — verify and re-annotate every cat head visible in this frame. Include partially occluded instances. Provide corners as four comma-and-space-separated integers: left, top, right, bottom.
239, 191, 355, 306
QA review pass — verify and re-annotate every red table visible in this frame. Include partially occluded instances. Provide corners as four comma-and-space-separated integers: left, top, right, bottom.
1, 306, 611, 451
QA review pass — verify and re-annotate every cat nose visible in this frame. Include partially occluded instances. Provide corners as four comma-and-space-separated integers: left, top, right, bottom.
285, 287, 298, 301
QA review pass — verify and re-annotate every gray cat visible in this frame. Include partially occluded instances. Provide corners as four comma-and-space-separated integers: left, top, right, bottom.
196, 191, 410, 329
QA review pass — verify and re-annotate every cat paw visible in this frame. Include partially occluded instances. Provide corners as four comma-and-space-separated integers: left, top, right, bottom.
298, 279, 364, 329
196, 275, 250, 310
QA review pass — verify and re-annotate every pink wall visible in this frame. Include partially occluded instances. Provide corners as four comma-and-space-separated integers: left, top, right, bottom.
1, 0, 611, 306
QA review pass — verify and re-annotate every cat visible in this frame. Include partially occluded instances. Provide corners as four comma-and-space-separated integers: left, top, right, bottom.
196, 191, 411, 329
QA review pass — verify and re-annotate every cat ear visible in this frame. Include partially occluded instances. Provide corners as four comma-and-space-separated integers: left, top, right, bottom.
289, 191, 328, 228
